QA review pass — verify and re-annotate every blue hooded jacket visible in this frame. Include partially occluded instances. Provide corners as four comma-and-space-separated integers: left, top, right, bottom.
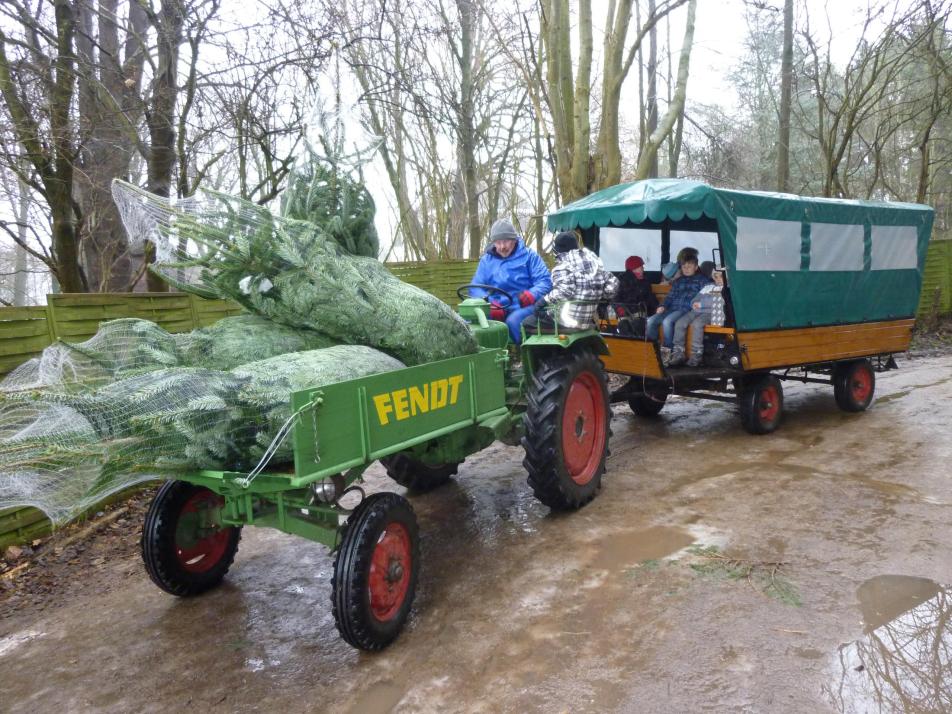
469, 239, 552, 308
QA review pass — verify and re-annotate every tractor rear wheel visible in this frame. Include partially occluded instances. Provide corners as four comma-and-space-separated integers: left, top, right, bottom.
380, 453, 460, 492
738, 375, 784, 435
522, 349, 611, 510
141, 480, 241, 597
332, 492, 420, 651
833, 359, 875, 412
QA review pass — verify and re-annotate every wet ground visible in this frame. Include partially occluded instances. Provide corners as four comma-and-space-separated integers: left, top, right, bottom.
2, 354, 951, 713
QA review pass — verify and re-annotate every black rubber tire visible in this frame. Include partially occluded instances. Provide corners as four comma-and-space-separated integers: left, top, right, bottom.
738, 374, 784, 435
627, 379, 669, 417
521, 349, 611, 510
332, 492, 420, 651
380, 453, 460, 492
833, 359, 876, 412
141, 480, 241, 597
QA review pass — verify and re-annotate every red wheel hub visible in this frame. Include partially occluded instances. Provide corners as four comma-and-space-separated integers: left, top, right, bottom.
561, 372, 607, 485
368, 522, 412, 622
850, 366, 873, 403
758, 384, 780, 424
175, 490, 230, 573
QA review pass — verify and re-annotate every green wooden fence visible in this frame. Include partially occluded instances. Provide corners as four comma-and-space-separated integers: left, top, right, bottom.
0, 293, 243, 377
0, 293, 242, 549
1, 247, 950, 549
918, 240, 952, 316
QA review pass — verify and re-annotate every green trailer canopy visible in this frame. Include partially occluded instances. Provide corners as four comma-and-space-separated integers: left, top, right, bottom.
547, 179, 935, 331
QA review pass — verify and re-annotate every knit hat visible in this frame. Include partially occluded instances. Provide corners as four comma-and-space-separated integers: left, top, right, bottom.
661, 262, 679, 280
625, 255, 645, 272
699, 260, 715, 278
490, 219, 519, 242
553, 231, 579, 254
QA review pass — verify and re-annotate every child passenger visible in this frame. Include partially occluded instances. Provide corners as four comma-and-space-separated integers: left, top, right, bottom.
645, 253, 711, 357
667, 268, 727, 367
615, 255, 658, 316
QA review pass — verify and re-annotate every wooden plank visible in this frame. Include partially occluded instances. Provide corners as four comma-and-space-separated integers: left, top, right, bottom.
601, 336, 665, 379
0, 320, 52, 339
0, 516, 52, 551
51, 307, 136, 322
0, 307, 48, 321
0, 334, 55, 357
0, 505, 48, 532
738, 320, 914, 370
0, 354, 38, 373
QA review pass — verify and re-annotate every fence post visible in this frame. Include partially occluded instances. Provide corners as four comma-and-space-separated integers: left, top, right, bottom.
188, 294, 201, 329
45, 294, 59, 342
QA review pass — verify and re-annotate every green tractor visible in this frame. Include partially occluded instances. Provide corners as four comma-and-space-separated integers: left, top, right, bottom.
140, 288, 611, 650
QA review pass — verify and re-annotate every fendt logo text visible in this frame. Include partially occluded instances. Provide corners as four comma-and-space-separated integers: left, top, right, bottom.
372, 375, 465, 426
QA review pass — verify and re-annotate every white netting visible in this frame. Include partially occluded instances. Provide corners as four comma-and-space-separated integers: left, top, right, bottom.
0, 346, 404, 523
0, 147, 478, 525
111, 180, 477, 366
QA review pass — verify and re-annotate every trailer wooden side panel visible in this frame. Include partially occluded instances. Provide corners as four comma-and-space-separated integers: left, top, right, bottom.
737, 319, 914, 370
601, 336, 665, 379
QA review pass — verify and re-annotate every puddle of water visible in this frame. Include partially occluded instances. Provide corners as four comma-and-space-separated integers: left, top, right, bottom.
591, 526, 694, 570
827, 575, 952, 713
347, 680, 405, 714
857, 574, 941, 632
0, 629, 46, 657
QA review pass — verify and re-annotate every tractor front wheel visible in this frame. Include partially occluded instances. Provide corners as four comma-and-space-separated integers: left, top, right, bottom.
522, 349, 611, 510
332, 492, 420, 651
380, 453, 461, 492
833, 359, 875, 412
141, 480, 241, 597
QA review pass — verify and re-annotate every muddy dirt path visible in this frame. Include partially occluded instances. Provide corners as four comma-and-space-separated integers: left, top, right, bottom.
2, 356, 951, 713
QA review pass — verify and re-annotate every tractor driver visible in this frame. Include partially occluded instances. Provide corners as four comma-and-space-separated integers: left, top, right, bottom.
469, 219, 552, 344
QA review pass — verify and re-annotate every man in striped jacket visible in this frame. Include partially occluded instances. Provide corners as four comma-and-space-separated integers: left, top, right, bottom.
533, 231, 619, 330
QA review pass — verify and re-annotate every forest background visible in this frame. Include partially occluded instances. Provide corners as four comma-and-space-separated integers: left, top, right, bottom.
0, 0, 949, 305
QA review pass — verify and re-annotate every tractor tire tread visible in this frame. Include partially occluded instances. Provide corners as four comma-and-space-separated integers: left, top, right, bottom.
331, 492, 419, 651
521, 350, 611, 511
140, 480, 241, 597
380, 453, 461, 492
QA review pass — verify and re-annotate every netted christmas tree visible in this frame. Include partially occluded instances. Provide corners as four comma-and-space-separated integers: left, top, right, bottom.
110, 180, 477, 366
0, 125, 479, 524
0, 346, 405, 523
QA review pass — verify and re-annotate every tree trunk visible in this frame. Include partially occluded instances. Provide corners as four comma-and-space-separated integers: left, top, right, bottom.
569, 0, 593, 200
74, 0, 148, 292
645, 0, 659, 178
542, 0, 579, 202
457, 0, 483, 259
777, 0, 793, 192
144, 2, 185, 292
635, 0, 696, 180
49, 0, 84, 292
14, 170, 29, 305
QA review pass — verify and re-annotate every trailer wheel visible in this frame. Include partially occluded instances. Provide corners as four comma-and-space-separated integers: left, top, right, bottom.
332, 492, 420, 651
380, 453, 460, 492
141, 480, 241, 597
833, 359, 875, 412
522, 349, 611, 510
627, 379, 669, 418
739, 375, 784, 435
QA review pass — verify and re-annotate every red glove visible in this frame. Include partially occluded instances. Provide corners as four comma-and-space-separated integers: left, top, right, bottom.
489, 301, 505, 321
519, 290, 536, 307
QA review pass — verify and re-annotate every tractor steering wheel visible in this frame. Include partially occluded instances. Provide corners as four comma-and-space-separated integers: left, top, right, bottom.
456, 283, 516, 308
